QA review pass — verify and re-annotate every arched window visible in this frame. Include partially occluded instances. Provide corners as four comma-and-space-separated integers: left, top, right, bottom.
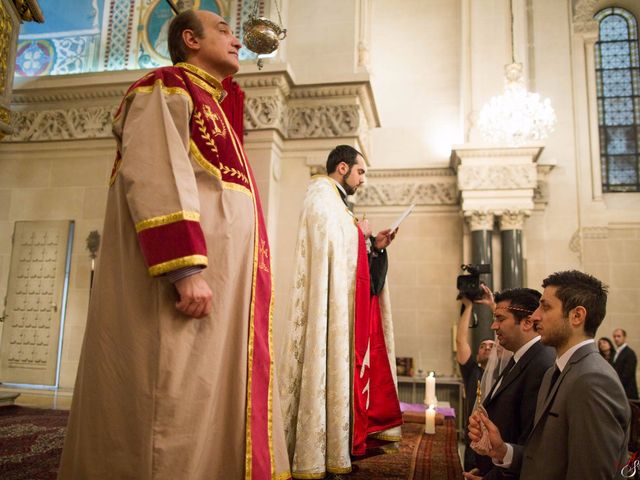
594, 8, 640, 192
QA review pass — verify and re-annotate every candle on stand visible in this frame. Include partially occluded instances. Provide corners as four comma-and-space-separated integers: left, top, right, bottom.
425, 371, 437, 405
425, 404, 436, 434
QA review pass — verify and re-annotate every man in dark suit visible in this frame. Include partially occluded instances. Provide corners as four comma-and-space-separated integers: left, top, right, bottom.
465, 288, 555, 480
613, 328, 639, 399
468, 270, 630, 480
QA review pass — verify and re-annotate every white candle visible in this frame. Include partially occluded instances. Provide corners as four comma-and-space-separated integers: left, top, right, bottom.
425, 371, 437, 405
425, 405, 436, 434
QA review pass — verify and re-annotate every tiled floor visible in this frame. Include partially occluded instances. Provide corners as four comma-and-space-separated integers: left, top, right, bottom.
0, 386, 72, 410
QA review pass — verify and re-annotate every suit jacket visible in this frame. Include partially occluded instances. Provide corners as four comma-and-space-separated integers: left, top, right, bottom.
614, 346, 639, 399
510, 343, 630, 480
476, 340, 555, 479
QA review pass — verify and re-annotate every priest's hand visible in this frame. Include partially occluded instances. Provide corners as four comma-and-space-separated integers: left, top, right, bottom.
468, 411, 507, 462
358, 218, 372, 238
374, 228, 397, 250
174, 273, 213, 318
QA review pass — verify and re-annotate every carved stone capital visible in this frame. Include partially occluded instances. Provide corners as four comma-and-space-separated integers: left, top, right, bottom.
288, 105, 360, 138
465, 211, 495, 232
244, 95, 286, 133
572, 0, 599, 34
499, 210, 529, 230
457, 164, 537, 190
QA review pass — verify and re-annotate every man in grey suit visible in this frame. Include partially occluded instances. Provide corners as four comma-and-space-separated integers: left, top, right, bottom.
468, 270, 631, 480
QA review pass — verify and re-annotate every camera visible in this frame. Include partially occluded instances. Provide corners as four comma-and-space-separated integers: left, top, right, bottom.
456, 264, 491, 301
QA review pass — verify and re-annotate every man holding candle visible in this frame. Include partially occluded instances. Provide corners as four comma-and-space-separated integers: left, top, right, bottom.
456, 293, 495, 471
468, 270, 630, 480
467, 287, 555, 479
279, 145, 402, 479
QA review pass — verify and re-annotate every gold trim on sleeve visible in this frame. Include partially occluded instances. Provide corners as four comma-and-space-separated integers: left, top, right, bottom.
135, 211, 200, 233
148, 254, 208, 277
274, 471, 292, 480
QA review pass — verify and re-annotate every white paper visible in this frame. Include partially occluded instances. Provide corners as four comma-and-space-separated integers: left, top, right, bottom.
389, 203, 415, 231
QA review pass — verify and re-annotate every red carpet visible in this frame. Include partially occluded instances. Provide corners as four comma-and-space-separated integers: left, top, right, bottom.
0, 406, 68, 480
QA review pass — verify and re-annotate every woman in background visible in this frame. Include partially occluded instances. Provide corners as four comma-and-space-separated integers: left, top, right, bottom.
598, 337, 616, 364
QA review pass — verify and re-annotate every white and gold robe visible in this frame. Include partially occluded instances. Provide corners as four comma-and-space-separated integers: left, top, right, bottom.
279, 176, 401, 479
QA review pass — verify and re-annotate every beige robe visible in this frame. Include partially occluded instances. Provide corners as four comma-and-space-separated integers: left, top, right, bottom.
58, 65, 289, 480
279, 176, 400, 479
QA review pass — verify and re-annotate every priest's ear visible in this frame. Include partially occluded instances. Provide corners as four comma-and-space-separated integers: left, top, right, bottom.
336, 161, 350, 175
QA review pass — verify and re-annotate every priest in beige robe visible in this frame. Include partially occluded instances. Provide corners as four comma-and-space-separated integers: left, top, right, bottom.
279, 145, 402, 479
57, 10, 290, 480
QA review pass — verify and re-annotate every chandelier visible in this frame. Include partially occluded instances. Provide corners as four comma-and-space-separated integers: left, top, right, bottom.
478, 0, 556, 146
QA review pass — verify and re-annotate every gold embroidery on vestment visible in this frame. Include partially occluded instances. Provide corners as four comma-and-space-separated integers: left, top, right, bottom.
194, 110, 219, 155
179, 64, 226, 102
189, 140, 252, 197
148, 254, 208, 277
259, 239, 270, 273
135, 211, 200, 233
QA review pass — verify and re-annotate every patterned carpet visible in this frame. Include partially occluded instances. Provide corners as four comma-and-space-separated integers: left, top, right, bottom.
0, 406, 68, 480
351, 419, 463, 480
0, 407, 462, 480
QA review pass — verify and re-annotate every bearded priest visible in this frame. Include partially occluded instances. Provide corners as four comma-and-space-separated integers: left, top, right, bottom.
279, 145, 403, 479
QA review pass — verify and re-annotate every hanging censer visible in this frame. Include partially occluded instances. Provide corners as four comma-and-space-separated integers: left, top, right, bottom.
242, 0, 286, 69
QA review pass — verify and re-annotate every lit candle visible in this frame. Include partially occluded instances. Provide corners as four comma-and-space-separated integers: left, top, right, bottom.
425, 404, 436, 434
425, 371, 437, 405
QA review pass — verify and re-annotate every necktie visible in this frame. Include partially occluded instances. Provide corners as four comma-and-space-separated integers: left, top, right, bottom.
489, 357, 516, 399
546, 366, 561, 399
501, 357, 517, 378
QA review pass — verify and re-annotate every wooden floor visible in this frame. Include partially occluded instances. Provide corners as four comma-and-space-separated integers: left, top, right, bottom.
0, 386, 72, 410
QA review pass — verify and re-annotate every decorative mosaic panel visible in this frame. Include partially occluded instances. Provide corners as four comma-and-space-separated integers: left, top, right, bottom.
104, 0, 135, 71
13, 0, 227, 77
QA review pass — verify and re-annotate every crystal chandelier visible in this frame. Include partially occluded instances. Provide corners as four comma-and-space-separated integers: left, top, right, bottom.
478, 0, 556, 146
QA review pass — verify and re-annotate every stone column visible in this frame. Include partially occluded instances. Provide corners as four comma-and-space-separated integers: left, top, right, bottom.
466, 211, 495, 356
499, 210, 527, 289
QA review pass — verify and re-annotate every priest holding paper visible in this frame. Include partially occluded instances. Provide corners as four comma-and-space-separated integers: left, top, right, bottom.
279, 145, 403, 479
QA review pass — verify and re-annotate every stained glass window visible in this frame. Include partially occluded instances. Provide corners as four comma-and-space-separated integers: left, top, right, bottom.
594, 8, 640, 192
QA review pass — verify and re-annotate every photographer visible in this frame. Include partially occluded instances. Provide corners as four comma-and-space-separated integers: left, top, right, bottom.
457, 288, 495, 471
